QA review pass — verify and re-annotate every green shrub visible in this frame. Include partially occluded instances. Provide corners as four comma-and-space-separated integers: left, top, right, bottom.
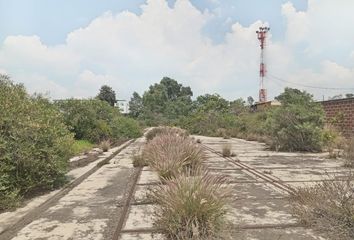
0, 75, 74, 210
143, 132, 205, 181
55, 99, 141, 143
267, 88, 325, 152
55, 99, 116, 142
110, 116, 142, 140
150, 170, 230, 239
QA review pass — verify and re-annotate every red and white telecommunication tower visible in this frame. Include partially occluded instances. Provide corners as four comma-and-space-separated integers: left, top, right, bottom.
256, 26, 270, 102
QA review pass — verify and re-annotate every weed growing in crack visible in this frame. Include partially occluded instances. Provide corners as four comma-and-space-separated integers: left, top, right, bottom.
222, 144, 232, 157
143, 132, 206, 181
150, 169, 231, 240
290, 173, 354, 240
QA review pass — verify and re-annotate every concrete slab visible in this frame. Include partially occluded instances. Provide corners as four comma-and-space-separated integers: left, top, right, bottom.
209, 169, 261, 182
231, 227, 327, 240
227, 198, 297, 226
123, 205, 156, 230
0, 142, 132, 236
133, 185, 151, 204
229, 182, 283, 200
120, 233, 164, 240
137, 171, 160, 185
9, 139, 144, 240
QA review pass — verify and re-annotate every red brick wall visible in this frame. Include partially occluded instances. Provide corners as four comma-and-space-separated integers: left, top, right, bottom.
321, 98, 354, 138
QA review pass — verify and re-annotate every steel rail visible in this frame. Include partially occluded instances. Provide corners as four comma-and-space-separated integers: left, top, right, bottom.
201, 144, 296, 195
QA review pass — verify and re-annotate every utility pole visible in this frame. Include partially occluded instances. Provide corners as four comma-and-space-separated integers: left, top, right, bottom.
256, 26, 270, 102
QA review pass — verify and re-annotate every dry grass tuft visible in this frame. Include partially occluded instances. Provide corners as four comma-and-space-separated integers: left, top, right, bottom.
99, 140, 111, 152
145, 126, 189, 142
144, 132, 206, 181
132, 153, 148, 168
290, 174, 354, 240
150, 169, 231, 240
221, 144, 231, 157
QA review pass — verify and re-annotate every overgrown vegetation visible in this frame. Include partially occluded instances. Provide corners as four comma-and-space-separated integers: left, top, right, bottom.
0, 75, 74, 210
344, 138, 354, 167
322, 125, 345, 159
131, 78, 329, 153
150, 170, 230, 240
142, 127, 230, 239
266, 88, 325, 152
55, 98, 142, 143
0, 76, 142, 211
145, 126, 189, 142
290, 174, 354, 240
143, 130, 205, 180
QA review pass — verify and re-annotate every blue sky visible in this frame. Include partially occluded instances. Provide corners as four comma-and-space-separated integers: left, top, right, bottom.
0, 0, 353, 101
0, 0, 307, 45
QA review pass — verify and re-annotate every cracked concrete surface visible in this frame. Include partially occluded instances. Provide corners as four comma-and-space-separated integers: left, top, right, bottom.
120, 136, 349, 239
2, 135, 350, 240
4, 138, 145, 240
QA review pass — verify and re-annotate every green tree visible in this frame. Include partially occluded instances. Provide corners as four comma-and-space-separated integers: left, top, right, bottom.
141, 77, 193, 124
129, 92, 143, 118
230, 98, 247, 115
247, 96, 254, 105
97, 85, 117, 106
194, 94, 229, 113
55, 99, 119, 142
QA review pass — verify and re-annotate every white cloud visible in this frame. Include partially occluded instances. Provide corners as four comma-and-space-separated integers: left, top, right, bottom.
277, 0, 354, 98
282, 0, 354, 55
73, 70, 115, 98
0, 0, 353, 102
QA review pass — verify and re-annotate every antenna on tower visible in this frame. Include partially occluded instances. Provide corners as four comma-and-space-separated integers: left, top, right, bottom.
256, 26, 270, 102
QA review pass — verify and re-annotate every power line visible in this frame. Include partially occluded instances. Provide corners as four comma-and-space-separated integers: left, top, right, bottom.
267, 73, 354, 91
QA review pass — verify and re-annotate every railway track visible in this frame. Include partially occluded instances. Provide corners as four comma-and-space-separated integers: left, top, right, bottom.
112, 165, 143, 240
0, 139, 136, 240
201, 144, 296, 195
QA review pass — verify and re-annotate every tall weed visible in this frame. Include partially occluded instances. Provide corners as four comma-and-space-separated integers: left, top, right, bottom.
150, 170, 230, 239
144, 132, 205, 180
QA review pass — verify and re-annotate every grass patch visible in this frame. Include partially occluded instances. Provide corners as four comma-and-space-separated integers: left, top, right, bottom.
150, 170, 230, 239
290, 174, 354, 240
71, 140, 94, 155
